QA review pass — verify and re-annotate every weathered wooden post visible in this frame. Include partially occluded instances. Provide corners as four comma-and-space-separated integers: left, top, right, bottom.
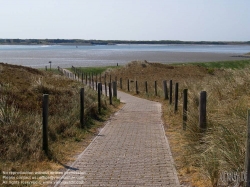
109, 82, 112, 105
145, 81, 148, 93
42, 94, 49, 155
105, 82, 107, 96
45, 66, 47, 71
163, 80, 168, 100
183, 89, 188, 130
92, 73, 94, 89
136, 80, 138, 94
174, 83, 179, 112
169, 80, 173, 105
199, 91, 207, 131
95, 74, 98, 90
155, 81, 157, 96
80, 88, 85, 128
98, 83, 101, 114
49, 61, 52, 70
245, 110, 250, 187
89, 73, 91, 86
127, 79, 130, 92
113, 81, 117, 98
120, 78, 122, 89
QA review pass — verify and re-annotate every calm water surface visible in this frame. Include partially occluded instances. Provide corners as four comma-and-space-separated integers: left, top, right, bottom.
0, 44, 249, 68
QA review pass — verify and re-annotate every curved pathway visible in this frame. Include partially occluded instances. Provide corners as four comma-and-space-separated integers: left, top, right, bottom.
53, 82, 180, 186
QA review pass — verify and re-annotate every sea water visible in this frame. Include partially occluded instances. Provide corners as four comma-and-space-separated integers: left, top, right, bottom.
0, 44, 249, 68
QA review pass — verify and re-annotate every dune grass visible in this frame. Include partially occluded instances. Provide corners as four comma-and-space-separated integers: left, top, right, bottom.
107, 60, 250, 186
0, 63, 120, 186
174, 59, 250, 69
69, 65, 120, 75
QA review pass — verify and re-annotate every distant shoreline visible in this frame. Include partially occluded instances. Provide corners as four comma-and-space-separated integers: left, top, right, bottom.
0, 39, 250, 46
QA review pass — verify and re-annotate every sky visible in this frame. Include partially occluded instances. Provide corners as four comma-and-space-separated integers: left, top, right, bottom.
0, 0, 249, 41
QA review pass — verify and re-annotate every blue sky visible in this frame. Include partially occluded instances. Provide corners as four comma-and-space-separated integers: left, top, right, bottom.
0, 0, 249, 41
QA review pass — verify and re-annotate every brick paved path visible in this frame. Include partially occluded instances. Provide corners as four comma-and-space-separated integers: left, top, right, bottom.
53, 88, 180, 186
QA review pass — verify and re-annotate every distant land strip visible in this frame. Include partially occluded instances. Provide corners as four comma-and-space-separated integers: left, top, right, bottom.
0, 39, 250, 45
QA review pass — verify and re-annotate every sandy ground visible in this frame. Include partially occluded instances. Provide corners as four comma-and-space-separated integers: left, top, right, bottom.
0, 51, 249, 68
62, 51, 250, 67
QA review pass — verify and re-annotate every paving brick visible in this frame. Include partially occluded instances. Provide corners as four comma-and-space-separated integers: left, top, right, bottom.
52, 89, 180, 187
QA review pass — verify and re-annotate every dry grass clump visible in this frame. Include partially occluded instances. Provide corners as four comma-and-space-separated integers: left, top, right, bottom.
179, 69, 250, 186
0, 63, 117, 176
108, 61, 250, 186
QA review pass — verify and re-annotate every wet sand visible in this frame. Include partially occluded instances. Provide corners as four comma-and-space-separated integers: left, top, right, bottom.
105, 51, 248, 64
0, 51, 249, 68
68, 51, 249, 67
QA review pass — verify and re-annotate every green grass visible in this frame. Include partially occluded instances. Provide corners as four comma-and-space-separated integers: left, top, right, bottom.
172, 59, 250, 69
38, 68, 62, 75
70, 65, 120, 74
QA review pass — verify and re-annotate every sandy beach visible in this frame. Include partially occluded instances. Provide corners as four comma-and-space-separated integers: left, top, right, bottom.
0, 45, 249, 68
61, 51, 250, 67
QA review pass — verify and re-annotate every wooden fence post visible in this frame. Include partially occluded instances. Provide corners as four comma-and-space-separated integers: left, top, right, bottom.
105, 82, 107, 96
169, 80, 173, 105
127, 79, 130, 92
199, 91, 207, 131
92, 73, 94, 90
80, 88, 85, 128
98, 83, 101, 114
155, 81, 157, 96
92, 73, 94, 89
145, 81, 148, 94
136, 80, 138, 94
245, 110, 250, 186
113, 81, 117, 98
120, 78, 122, 89
89, 73, 91, 86
45, 66, 47, 71
183, 89, 188, 130
49, 61, 52, 70
42, 94, 49, 155
163, 80, 168, 100
109, 82, 112, 105
174, 83, 178, 112
100, 83, 102, 94
95, 74, 98, 90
